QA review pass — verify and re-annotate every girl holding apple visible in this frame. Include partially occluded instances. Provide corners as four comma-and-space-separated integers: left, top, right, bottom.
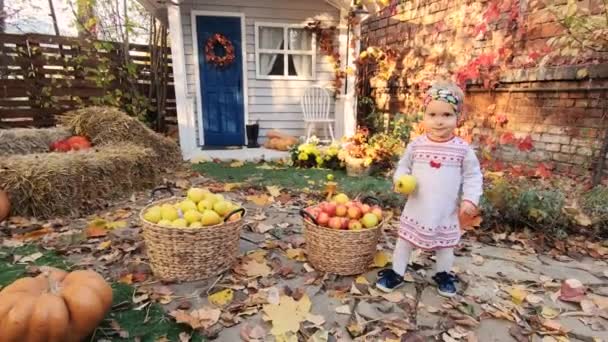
376, 80, 483, 297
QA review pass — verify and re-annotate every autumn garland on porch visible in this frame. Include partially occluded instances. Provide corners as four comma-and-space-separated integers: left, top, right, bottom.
205, 33, 236, 68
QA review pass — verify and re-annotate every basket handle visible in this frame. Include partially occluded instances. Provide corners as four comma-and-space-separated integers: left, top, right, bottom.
299, 209, 318, 226
361, 195, 382, 207
150, 185, 174, 199
224, 208, 245, 222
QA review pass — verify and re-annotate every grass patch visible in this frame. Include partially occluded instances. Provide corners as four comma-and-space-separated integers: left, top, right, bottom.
0, 245, 203, 342
193, 162, 404, 207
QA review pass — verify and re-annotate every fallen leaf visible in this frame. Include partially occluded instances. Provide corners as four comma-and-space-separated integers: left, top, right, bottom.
247, 194, 273, 206
355, 276, 369, 285
105, 220, 127, 230
97, 240, 112, 250
472, 254, 485, 266
510, 287, 528, 305
576, 68, 589, 79
254, 223, 274, 234
237, 259, 272, 278
372, 251, 391, 268
335, 305, 351, 315
224, 182, 243, 191
18, 252, 43, 263
542, 319, 566, 332
266, 287, 281, 305
85, 225, 107, 238
230, 160, 245, 168
109, 320, 129, 338
170, 307, 221, 330
580, 299, 598, 315
350, 283, 362, 295
303, 263, 315, 273
308, 329, 329, 342
541, 306, 561, 319
442, 333, 458, 342
305, 313, 326, 326
119, 274, 133, 285
262, 294, 311, 336
266, 185, 282, 197
526, 294, 544, 305
178, 332, 191, 342
208, 289, 234, 307
285, 248, 306, 262
382, 291, 405, 303
240, 323, 266, 341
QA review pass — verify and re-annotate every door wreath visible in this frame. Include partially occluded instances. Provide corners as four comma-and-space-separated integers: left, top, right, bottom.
205, 33, 236, 68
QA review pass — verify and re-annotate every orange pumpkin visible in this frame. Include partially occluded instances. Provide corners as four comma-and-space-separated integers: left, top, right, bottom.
0, 267, 113, 342
0, 190, 9, 222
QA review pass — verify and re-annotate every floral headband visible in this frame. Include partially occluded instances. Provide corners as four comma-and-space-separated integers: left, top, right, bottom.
423, 87, 462, 115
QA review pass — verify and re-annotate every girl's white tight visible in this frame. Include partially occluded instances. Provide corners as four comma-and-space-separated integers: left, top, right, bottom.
392, 238, 455, 275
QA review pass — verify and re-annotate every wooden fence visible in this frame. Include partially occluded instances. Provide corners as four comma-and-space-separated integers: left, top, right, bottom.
0, 33, 176, 129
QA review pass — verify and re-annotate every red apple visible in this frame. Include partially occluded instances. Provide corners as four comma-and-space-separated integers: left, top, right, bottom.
340, 217, 350, 230
360, 204, 371, 214
371, 206, 383, 221
335, 204, 348, 217
347, 206, 362, 220
328, 217, 342, 229
348, 219, 363, 230
322, 202, 337, 217
317, 212, 330, 227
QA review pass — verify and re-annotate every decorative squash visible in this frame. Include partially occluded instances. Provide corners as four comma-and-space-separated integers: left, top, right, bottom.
0, 267, 113, 342
0, 190, 9, 222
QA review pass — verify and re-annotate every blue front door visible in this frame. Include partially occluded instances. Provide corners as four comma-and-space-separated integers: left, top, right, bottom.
196, 15, 245, 146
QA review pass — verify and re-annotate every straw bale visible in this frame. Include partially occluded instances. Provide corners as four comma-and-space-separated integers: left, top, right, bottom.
59, 106, 181, 164
0, 143, 162, 218
0, 127, 71, 156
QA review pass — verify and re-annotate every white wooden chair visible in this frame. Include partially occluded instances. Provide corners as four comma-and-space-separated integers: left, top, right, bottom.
301, 86, 334, 143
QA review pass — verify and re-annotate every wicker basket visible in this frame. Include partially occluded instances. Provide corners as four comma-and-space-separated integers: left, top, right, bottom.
140, 198, 246, 281
300, 197, 383, 275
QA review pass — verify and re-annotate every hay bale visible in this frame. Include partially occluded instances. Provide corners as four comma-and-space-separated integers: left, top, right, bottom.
59, 106, 181, 164
0, 127, 71, 156
0, 143, 162, 218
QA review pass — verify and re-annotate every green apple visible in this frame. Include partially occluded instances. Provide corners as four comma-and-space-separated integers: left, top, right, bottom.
361, 213, 379, 228
143, 206, 162, 223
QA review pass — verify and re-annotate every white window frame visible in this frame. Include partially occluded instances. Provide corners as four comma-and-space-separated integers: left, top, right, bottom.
255, 22, 317, 80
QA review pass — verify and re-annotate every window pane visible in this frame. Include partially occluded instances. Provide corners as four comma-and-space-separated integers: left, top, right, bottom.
259, 26, 284, 50
288, 54, 312, 77
288, 28, 312, 50
260, 53, 285, 76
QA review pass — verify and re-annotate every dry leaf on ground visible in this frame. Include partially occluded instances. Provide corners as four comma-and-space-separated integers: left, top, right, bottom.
262, 294, 311, 336
286, 248, 307, 262
372, 251, 391, 268
335, 305, 351, 315
170, 307, 221, 330
208, 289, 234, 307
266, 185, 282, 197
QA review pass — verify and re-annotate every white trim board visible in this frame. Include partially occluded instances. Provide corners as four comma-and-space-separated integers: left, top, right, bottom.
191, 10, 250, 146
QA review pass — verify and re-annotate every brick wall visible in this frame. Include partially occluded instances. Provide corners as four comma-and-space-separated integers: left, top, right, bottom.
359, 0, 608, 174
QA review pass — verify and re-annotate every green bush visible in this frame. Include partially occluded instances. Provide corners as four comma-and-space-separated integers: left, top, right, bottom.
480, 176, 608, 238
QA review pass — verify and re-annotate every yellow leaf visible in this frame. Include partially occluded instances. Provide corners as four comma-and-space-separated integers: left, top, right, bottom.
262, 295, 311, 336
510, 287, 528, 305
285, 248, 307, 262
541, 306, 560, 319
372, 251, 391, 268
224, 183, 243, 191
247, 250, 268, 262
230, 160, 245, 168
576, 68, 588, 79
97, 240, 112, 250
355, 276, 369, 285
247, 194, 273, 206
106, 220, 127, 230
266, 185, 282, 197
241, 259, 272, 278
119, 274, 133, 284
208, 289, 234, 307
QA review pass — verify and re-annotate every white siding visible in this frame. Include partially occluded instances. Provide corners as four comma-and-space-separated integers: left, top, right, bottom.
180, 0, 340, 145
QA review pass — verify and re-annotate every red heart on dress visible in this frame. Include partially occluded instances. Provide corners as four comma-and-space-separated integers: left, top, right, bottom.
430, 160, 442, 169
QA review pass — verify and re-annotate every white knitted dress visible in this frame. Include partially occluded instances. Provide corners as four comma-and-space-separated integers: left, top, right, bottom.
393, 135, 483, 250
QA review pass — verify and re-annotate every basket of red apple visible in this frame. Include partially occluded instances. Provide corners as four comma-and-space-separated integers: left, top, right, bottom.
299, 193, 384, 275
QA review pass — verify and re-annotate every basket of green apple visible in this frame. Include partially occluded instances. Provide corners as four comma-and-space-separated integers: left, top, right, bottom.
299, 193, 384, 275
140, 187, 246, 281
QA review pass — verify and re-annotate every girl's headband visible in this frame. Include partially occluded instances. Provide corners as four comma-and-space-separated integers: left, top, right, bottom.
423, 87, 462, 114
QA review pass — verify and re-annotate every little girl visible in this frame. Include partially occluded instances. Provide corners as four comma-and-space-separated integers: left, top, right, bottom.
376, 80, 483, 297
